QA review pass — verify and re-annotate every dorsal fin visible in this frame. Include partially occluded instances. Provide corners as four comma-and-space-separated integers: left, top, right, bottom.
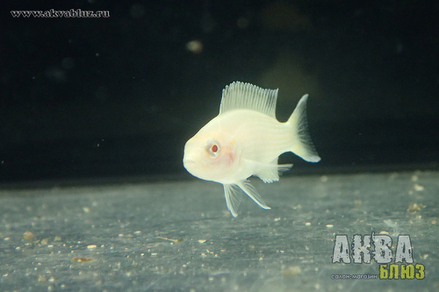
219, 81, 278, 118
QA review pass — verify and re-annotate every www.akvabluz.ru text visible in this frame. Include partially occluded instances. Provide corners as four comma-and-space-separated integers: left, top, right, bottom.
11, 9, 110, 18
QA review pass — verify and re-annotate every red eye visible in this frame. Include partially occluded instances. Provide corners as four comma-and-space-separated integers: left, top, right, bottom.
207, 139, 221, 158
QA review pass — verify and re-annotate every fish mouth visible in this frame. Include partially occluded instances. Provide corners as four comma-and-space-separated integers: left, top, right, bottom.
183, 158, 196, 166
183, 158, 197, 174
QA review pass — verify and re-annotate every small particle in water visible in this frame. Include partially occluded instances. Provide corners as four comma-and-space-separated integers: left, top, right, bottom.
274, 217, 281, 222
186, 40, 203, 54
87, 245, 97, 249
383, 219, 398, 228
151, 253, 158, 256
157, 236, 182, 243
320, 175, 328, 182
411, 175, 418, 181
305, 222, 311, 226
83, 207, 90, 213
198, 239, 206, 244
38, 275, 46, 282
72, 256, 93, 262
413, 184, 424, 191
407, 203, 425, 212
292, 204, 302, 210
388, 173, 398, 181
379, 231, 389, 235
23, 231, 34, 239
326, 224, 334, 228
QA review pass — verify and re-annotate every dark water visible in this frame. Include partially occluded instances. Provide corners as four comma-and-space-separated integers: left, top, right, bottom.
2, 1, 439, 182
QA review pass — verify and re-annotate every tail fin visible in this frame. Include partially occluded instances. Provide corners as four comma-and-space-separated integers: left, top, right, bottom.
287, 94, 321, 162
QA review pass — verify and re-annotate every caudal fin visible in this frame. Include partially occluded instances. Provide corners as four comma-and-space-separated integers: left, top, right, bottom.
287, 94, 321, 163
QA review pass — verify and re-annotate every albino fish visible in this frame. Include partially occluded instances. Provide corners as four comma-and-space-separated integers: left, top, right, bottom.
183, 81, 320, 217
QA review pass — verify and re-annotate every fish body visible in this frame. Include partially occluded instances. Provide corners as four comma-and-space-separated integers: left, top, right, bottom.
183, 82, 320, 217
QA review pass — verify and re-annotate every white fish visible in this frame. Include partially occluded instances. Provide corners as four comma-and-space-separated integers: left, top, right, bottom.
183, 81, 320, 217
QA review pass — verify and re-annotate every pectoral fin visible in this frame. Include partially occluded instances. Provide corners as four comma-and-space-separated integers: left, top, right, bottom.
244, 158, 293, 183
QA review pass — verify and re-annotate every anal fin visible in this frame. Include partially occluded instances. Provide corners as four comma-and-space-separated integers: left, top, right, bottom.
223, 180, 271, 217
237, 180, 271, 210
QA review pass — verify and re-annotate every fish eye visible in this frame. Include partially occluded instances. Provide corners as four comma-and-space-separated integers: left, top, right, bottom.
207, 139, 221, 158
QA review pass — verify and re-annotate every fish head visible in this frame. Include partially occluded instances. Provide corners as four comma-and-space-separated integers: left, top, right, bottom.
183, 131, 239, 183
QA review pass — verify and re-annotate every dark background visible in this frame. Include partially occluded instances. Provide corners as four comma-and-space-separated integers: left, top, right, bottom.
1, 0, 439, 183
